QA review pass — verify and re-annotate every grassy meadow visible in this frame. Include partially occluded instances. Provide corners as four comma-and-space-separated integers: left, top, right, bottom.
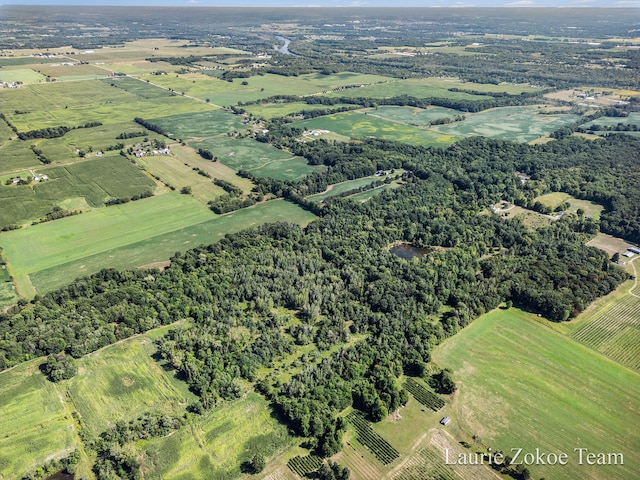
137, 393, 295, 480
68, 323, 196, 434
0, 361, 77, 478
362, 105, 465, 126
432, 308, 640, 480
533, 192, 604, 220
307, 171, 403, 202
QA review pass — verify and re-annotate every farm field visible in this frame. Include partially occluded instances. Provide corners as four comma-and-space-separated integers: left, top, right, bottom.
0, 261, 17, 308
296, 111, 459, 147
581, 112, 640, 129
0, 360, 77, 479
0, 68, 47, 84
324, 77, 526, 100
143, 71, 393, 106
0, 153, 157, 228
431, 106, 582, 143
26, 199, 316, 294
363, 105, 465, 126
67, 322, 196, 434
242, 102, 356, 119
137, 392, 294, 480
0, 80, 211, 131
191, 136, 321, 180
0, 192, 214, 296
432, 308, 640, 480
147, 108, 246, 139
533, 191, 604, 219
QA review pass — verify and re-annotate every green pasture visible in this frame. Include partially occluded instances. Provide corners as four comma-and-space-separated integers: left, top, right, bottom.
432, 308, 640, 480
22, 199, 315, 294
191, 136, 318, 179
363, 105, 465, 126
0, 153, 156, 228
0, 68, 47, 84
138, 392, 294, 480
242, 101, 356, 120
0, 56, 63, 67
68, 324, 196, 434
296, 111, 459, 147
431, 106, 582, 143
533, 192, 604, 219
148, 109, 245, 139
0, 361, 76, 479
307, 171, 403, 202
0, 192, 213, 293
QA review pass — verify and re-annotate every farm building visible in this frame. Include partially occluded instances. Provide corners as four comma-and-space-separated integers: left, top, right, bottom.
628, 247, 640, 255
623, 251, 635, 258
440, 416, 451, 426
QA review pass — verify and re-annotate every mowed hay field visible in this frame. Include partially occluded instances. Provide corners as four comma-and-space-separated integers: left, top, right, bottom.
432, 308, 640, 480
68, 323, 196, 434
10, 199, 316, 295
533, 192, 604, 220
0, 361, 76, 478
138, 393, 294, 480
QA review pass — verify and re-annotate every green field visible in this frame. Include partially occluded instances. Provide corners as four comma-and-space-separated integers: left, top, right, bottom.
431, 106, 582, 143
296, 111, 458, 147
68, 323, 196, 434
0, 153, 157, 228
191, 136, 320, 180
142, 71, 393, 106
100, 76, 176, 99
325, 77, 499, 100
307, 171, 403, 202
363, 106, 465, 126
148, 109, 246, 139
15, 199, 315, 295
0, 68, 47, 84
243, 102, 356, 120
0, 80, 212, 131
533, 192, 604, 220
571, 292, 640, 371
0, 262, 17, 308
432, 308, 640, 480
0, 192, 214, 295
0, 361, 76, 478
138, 392, 294, 479
581, 112, 640, 129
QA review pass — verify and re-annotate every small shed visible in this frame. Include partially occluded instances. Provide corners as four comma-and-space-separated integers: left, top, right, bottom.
440, 416, 451, 426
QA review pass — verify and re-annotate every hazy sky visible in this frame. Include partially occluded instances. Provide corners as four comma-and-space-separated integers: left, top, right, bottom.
2, 0, 639, 7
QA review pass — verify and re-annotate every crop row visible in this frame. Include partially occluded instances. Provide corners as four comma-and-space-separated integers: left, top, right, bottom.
403, 378, 445, 411
286, 455, 323, 477
390, 448, 457, 480
346, 411, 400, 465
572, 295, 640, 371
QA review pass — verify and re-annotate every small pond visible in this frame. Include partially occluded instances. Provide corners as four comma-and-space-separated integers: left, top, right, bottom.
389, 243, 432, 260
